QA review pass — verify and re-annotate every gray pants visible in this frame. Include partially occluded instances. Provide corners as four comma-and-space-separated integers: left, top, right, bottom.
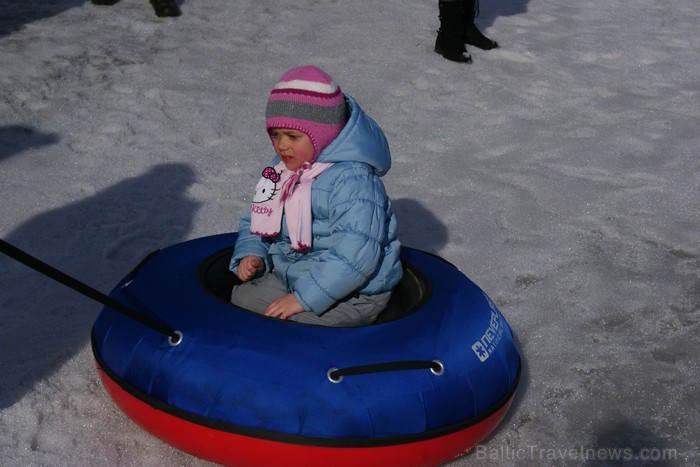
230, 272, 391, 327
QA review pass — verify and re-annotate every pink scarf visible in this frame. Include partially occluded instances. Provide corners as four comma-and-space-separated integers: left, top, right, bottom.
249, 161, 333, 251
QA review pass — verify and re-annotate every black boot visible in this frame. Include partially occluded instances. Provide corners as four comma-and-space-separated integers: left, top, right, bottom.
435, 0, 472, 63
462, 0, 498, 50
150, 0, 181, 17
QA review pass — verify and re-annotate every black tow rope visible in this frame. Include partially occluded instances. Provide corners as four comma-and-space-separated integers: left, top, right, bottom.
0, 239, 182, 346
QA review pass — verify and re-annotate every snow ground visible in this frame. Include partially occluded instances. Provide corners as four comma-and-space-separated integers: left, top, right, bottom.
1, 0, 698, 465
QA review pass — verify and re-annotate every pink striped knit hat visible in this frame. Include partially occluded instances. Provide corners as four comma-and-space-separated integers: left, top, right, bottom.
266, 66, 348, 159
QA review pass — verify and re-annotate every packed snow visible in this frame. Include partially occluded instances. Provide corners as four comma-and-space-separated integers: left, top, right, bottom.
1, 0, 698, 465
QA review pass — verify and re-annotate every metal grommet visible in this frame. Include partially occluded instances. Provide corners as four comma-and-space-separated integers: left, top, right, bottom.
327, 368, 343, 384
168, 330, 183, 347
430, 360, 445, 376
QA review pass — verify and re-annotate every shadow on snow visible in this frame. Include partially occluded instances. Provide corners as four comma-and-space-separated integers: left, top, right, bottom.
0, 163, 199, 408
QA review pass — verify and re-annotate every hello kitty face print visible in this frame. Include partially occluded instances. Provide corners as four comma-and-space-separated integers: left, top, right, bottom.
250, 164, 290, 237
248, 161, 333, 249
252, 166, 281, 204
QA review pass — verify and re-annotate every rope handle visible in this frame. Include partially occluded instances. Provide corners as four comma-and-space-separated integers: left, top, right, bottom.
327, 360, 444, 383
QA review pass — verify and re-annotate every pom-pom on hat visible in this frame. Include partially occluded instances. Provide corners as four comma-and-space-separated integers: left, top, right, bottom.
266, 66, 348, 159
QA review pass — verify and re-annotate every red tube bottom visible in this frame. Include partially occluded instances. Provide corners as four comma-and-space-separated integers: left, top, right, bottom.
97, 366, 513, 466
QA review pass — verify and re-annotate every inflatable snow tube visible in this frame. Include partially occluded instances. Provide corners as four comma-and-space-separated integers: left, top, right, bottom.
91, 233, 520, 466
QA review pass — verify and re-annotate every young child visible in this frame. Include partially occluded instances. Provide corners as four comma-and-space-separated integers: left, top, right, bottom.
229, 65, 403, 327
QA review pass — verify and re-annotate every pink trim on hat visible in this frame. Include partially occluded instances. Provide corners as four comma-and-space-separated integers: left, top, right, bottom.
269, 86, 343, 101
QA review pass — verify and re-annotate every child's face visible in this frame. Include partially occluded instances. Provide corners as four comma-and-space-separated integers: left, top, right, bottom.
269, 128, 315, 171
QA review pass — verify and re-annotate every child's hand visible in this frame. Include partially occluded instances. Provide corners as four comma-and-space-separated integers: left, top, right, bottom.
264, 293, 304, 320
237, 256, 263, 282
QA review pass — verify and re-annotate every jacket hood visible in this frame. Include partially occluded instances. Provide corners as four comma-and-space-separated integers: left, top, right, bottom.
315, 95, 391, 176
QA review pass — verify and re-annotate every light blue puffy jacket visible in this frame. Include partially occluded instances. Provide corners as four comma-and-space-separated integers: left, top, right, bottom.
230, 95, 403, 315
